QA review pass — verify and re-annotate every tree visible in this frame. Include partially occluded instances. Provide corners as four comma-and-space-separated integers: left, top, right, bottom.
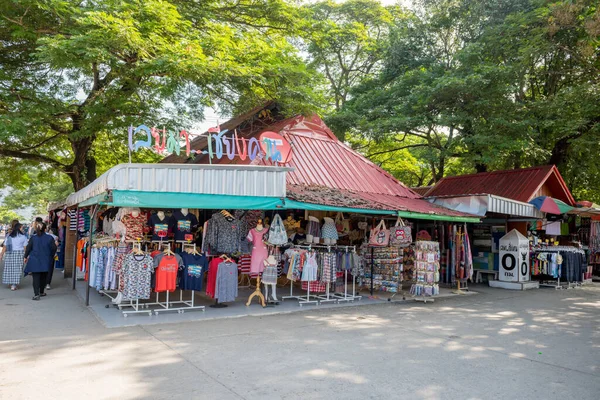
0, 205, 23, 224
301, 0, 400, 113
0, 0, 320, 191
330, 0, 600, 199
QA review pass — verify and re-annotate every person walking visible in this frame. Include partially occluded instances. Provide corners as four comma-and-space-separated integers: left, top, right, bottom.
0, 223, 28, 290
23, 223, 57, 300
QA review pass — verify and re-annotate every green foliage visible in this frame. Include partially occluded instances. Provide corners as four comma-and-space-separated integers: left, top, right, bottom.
300, 0, 402, 113
0, 206, 23, 224
0, 0, 321, 190
331, 0, 600, 200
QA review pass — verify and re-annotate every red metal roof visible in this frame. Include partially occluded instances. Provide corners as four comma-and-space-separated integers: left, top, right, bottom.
411, 186, 433, 196
425, 165, 575, 205
161, 108, 479, 217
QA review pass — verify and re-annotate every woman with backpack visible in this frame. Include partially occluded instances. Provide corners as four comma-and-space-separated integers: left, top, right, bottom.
0, 222, 28, 290
24, 222, 57, 300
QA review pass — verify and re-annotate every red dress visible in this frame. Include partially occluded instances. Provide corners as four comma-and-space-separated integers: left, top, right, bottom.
206, 257, 224, 298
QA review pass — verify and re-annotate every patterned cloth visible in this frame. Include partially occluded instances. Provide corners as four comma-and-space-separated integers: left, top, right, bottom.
113, 243, 131, 293
215, 262, 238, 302
2, 250, 24, 285
322, 253, 336, 283
121, 253, 153, 300
321, 221, 339, 240
205, 213, 247, 254
301, 281, 327, 293
302, 253, 318, 281
306, 220, 321, 238
238, 254, 251, 274
121, 213, 146, 241
262, 265, 278, 285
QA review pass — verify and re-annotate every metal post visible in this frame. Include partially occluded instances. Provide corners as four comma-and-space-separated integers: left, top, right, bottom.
72, 206, 80, 290
370, 247, 374, 295
85, 205, 98, 307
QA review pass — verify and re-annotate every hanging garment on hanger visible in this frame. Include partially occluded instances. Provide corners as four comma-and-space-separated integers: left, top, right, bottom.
121, 252, 153, 300
215, 261, 238, 302
153, 252, 184, 292
301, 252, 318, 281
179, 252, 209, 291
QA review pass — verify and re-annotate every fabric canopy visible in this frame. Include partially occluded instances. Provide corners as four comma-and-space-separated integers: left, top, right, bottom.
529, 196, 573, 215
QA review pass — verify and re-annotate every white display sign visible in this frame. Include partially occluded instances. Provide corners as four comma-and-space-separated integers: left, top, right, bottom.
499, 229, 530, 282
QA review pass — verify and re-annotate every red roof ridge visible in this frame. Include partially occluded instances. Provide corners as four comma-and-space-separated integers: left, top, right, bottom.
284, 128, 418, 196
437, 165, 554, 181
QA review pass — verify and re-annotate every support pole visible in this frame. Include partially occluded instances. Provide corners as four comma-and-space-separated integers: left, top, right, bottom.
370, 247, 374, 295
85, 205, 99, 307
72, 206, 80, 291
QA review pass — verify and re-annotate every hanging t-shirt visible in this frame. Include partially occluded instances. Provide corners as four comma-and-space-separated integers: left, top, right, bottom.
122, 213, 147, 241
153, 253, 184, 292
172, 210, 198, 241
179, 252, 209, 291
122, 253, 153, 300
149, 213, 173, 241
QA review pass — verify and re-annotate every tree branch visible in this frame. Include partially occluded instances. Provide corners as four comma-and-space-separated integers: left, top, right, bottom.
0, 148, 66, 167
367, 144, 429, 158
15, 131, 66, 152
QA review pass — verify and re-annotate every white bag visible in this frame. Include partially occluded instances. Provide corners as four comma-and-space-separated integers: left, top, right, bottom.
268, 214, 288, 245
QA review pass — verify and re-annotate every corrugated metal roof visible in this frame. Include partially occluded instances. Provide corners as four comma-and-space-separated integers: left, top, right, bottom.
175, 113, 420, 199
425, 165, 575, 205
287, 184, 471, 217
411, 186, 433, 196
66, 164, 290, 207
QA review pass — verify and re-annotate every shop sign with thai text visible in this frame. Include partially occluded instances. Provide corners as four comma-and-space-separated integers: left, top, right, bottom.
128, 124, 292, 163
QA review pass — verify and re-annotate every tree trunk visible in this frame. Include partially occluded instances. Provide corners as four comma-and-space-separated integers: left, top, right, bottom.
65, 137, 96, 191
475, 163, 487, 173
548, 136, 570, 170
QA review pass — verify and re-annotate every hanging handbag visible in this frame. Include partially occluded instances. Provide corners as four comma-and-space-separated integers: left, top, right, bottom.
368, 219, 390, 247
390, 218, 412, 247
267, 214, 288, 245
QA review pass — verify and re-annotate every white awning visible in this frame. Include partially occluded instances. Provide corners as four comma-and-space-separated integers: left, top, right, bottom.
66, 163, 291, 207
428, 194, 543, 218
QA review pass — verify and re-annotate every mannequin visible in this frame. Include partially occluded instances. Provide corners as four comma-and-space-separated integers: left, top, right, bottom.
321, 217, 338, 245
262, 255, 278, 302
121, 209, 145, 241
306, 215, 321, 244
150, 210, 172, 241
247, 219, 269, 276
172, 208, 198, 241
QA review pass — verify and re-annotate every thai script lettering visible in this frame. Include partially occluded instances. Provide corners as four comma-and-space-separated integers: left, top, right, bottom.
128, 124, 288, 163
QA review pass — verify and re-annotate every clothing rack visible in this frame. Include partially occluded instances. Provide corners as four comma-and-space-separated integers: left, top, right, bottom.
532, 246, 585, 289
333, 245, 361, 302
282, 244, 361, 306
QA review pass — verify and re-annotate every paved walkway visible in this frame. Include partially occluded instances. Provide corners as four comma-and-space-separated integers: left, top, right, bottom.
1, 264, 599, 399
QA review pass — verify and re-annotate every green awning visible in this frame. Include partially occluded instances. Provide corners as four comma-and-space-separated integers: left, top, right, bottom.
283, 199, 395, 215
112, 190, 283, 210
79, 193, 109, 207
397, 210, 480, 223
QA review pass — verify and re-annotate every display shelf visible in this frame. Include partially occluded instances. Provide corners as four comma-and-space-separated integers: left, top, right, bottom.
410, 241, 440, 298
363, 247, 403, 293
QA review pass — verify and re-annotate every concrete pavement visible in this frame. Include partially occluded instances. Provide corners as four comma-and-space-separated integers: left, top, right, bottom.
0, 265, 599, 399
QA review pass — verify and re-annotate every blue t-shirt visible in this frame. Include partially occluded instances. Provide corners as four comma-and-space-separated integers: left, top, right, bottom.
179, 252, 209, 291
172, 210, 198, 241
149, 213, 173, 241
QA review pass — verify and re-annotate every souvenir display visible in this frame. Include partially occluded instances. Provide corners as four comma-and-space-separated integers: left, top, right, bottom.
410, 241, 440, 297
